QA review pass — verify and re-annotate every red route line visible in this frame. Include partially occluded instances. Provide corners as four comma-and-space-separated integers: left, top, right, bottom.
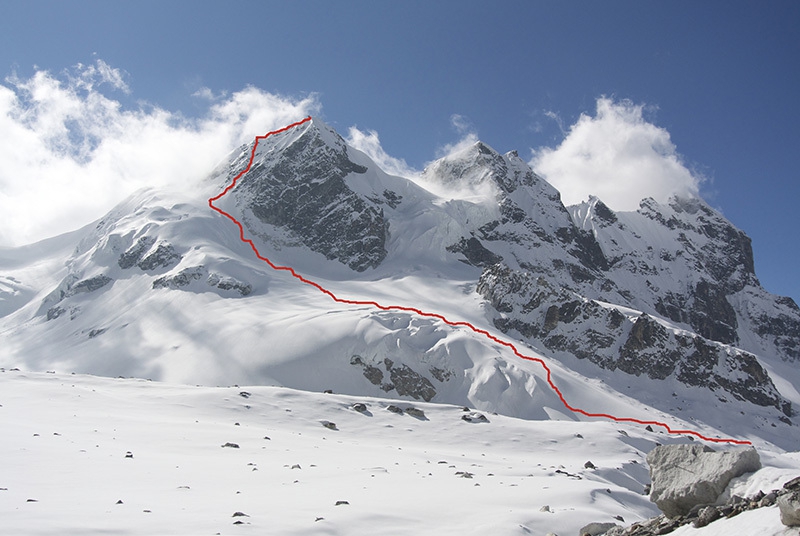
208, 116, 751, 446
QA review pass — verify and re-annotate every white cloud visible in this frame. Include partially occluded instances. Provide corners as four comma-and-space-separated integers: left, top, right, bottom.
530, 97, 701, 211
0, 61, 318, 246
191, 87, 215, 100
345, 126, 418, 178
77, 59, 131, 94
346, 118, 493, 202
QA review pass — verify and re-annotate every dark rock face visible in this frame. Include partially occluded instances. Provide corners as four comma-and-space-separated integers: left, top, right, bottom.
618, 315, 681, 380
118, 236, 181, 271
446, 237, 502, 267
46, 306, 66, 321
41, 273, 113, 318
350, 354, 437, 402
751, 298, 800, 361
237, 122, 388, 272
478, 262, 789, 412
206, 273, 252, 296
69, 275, 113, 295
152, 266, 252, 296
656, 281, 738, 345
384, 359, 437, 402
136, 243, 181, 271
152, 266, 205, 289
593, 199, 618, 225
118, 236, 155, 269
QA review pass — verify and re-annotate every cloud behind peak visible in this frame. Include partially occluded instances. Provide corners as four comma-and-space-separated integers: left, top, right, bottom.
530, 97, 702, 211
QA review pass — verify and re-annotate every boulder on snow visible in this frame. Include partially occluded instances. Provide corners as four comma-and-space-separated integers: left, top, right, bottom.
404, 407, 426, 419
646, 444, 761, 518
778, 477, 800, 526
461, 411, 489, 423
779, 495, 800, 526
578, 522, 619, 535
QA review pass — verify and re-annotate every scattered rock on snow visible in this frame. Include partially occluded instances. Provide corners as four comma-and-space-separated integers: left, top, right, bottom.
221, 442, 240, 448
321, 421, 338, 430
335, 500, 349, 506
405, 407, 426, 419
555, 469, 581, 479
759, 490, 778, 508
461, 411, 489, 423
386, 404, 404, 414
692, 505, 721, 528
584, 461, 595, 469
350, 403, 368, 413
646, 444, 760, 518
232, 511, 249, 517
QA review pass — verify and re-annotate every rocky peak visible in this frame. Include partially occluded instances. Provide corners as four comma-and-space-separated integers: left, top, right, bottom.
421, 140, 549, 195
219, 117, 388, 272
421, 140, 506, 190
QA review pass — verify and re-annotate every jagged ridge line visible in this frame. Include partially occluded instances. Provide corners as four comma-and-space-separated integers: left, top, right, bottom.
208, 116, 751, 446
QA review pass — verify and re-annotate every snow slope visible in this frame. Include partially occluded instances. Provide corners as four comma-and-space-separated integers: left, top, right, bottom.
3, 369, 799, 536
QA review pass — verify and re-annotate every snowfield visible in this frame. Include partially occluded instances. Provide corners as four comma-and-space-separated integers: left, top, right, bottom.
2, 369, 799, 535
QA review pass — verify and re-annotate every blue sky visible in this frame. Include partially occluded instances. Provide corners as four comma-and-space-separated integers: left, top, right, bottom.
1, 1, 798, 301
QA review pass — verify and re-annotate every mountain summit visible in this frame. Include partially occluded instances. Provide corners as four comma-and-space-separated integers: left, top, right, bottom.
1, 117, 798, 448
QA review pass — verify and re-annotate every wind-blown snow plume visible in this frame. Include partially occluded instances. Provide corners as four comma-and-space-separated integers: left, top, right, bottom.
345, 126, 418, 179
0, 60, 318, 246
531, 97, 702, 211
435, 113, 480, 159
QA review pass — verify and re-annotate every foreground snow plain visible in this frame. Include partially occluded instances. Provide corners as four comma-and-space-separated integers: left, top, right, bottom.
2, 369, 799, 535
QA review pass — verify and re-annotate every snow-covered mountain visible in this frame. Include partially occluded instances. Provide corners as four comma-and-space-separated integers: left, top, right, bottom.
1, 117, 799, 452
